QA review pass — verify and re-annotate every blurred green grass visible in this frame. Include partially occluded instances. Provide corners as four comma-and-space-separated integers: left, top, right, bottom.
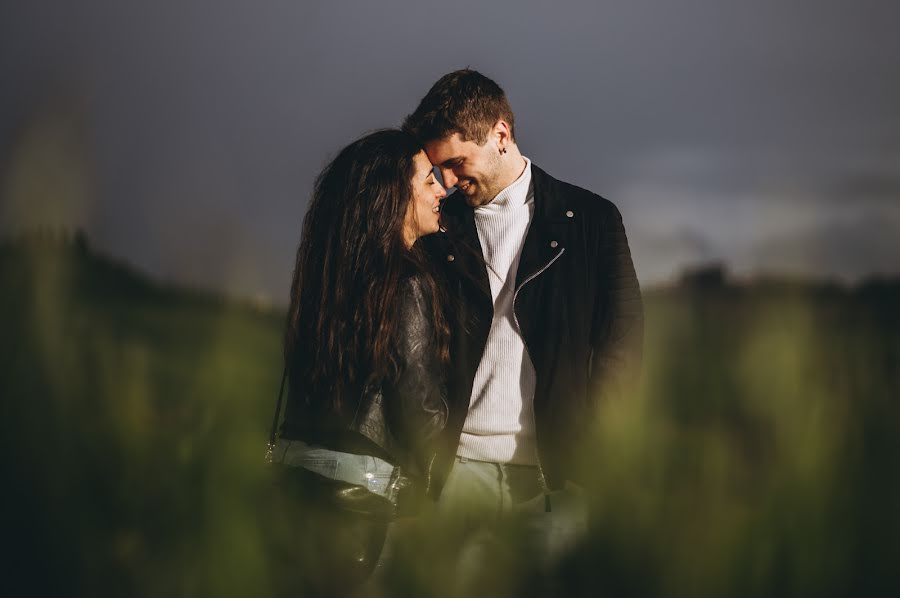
1, 235, 283, 597
2, 236, 898, 597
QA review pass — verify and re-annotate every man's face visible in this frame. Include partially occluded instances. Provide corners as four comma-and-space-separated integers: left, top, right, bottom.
424, 132, 505, 207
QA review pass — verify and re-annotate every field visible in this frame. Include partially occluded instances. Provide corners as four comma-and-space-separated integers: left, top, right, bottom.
2, 236, 898, 597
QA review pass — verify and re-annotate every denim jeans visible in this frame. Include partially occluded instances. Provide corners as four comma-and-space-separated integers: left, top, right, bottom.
273, 438, 397, 498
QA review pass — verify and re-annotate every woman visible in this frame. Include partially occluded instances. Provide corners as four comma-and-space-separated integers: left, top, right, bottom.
268, 129, 449, 593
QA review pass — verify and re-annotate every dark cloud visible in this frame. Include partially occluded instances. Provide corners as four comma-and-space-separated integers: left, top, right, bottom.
749, 209, 900, 280
826, 171, 900, 202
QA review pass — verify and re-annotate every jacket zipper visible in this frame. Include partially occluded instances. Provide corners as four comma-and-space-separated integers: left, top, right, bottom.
512, 247, 565, 498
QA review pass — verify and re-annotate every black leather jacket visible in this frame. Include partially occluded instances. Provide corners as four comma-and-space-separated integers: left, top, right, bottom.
424, 164, 644, 495
279, 273, 448, 494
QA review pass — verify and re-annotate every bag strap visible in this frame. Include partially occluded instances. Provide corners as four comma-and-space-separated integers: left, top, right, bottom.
265, 366, 288, 463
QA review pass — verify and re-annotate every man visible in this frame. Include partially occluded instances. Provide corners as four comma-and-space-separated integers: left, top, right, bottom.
403, 69, 643, 555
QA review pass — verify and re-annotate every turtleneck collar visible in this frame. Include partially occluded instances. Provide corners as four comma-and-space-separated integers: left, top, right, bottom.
476, 156, 532, 211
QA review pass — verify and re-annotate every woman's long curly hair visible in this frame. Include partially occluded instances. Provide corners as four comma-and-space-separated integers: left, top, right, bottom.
285, 129, 449, 417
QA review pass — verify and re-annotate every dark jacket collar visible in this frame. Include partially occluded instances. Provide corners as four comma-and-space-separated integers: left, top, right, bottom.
438, 164, 574, 293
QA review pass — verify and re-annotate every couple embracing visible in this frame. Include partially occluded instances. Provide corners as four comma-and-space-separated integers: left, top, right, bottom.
269, 69, 644, 593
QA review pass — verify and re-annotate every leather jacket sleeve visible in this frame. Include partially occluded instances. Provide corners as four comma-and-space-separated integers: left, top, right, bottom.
590, 202, 644, 402
383, 275, 449, 469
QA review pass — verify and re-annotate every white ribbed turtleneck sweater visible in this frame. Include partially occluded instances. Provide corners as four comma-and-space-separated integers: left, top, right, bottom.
457, 157, 538, 465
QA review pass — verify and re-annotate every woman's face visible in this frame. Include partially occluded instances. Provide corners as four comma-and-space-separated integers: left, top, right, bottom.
403, 150, 447, 247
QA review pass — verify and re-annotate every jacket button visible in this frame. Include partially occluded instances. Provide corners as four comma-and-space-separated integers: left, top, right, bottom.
566, 210, 574, 218
447, 254, 455, 262
550, 240, 558, 248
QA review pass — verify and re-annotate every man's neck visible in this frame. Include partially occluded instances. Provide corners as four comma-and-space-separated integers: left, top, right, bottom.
495, 149, 527, 193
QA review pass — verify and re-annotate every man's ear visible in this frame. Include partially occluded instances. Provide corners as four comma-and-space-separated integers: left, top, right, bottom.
492, 119, 513, 147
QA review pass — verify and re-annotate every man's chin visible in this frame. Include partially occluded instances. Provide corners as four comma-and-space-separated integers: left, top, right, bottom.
465, 194, 492, 207
457, 186, 480, 204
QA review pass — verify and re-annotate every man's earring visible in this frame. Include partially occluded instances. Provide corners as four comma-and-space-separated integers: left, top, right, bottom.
500, 147, 507, 155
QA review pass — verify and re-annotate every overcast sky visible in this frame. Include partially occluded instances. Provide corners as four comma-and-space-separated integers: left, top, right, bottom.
2, 0, 899, 301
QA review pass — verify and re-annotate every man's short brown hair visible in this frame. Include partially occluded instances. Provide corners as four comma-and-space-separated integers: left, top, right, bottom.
404, 69, 515, 145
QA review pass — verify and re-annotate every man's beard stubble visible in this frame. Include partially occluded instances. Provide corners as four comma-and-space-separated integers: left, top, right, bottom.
466, 149, 506, 207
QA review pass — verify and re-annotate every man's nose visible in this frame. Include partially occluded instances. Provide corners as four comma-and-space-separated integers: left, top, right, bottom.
440, 168, 458, 189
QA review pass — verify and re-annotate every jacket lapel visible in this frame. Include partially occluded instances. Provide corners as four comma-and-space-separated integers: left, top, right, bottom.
514, 165, 570, 291
437, 164, 574, 298
437, 191, 492, 299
